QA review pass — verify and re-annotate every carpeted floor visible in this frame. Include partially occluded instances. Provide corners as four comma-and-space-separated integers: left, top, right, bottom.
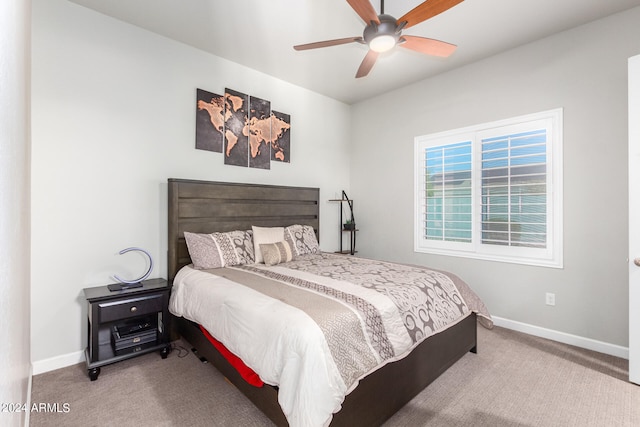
30, 326, 640, 426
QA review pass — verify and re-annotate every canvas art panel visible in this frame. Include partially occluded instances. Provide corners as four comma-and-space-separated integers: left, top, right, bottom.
195, 88, 224, 153
224, 88, 250, 167
271, 111, 290, 163
249, 96, 271, 170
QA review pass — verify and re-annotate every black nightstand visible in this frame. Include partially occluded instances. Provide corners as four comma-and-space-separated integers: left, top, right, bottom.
83, 278, 171, 381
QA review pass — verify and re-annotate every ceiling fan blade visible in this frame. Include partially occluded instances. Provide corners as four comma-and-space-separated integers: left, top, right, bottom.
294, 37, 363, 51
400, 35, 457, 57
397, 0, 464, 29
355, 50, 379, 78
346, 0, 380, 24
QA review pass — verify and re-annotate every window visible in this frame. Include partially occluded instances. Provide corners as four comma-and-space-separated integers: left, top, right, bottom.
414, 109, 563, 268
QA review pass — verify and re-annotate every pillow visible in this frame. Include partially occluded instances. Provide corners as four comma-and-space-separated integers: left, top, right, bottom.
260, 241, 293, 266
183, 231, 223, 269
252, 226, 285, 263
284, 224, 319, 256
184, 230, 254, 269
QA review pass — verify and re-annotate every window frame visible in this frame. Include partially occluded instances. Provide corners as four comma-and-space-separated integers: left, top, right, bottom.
414, 109, 563, 268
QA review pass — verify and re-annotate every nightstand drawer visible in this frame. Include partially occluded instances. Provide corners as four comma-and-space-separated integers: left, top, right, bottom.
98, 293, 164, 323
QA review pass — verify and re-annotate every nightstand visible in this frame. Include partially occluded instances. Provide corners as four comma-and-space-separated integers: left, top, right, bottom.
83, 278, 171, 381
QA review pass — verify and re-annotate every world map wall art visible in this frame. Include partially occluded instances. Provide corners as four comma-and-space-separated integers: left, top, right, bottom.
195, 87, 291, 169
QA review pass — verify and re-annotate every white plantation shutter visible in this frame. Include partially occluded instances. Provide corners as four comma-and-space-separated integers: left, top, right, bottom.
415, 109, 562, 268
423, 141, 472, 243
480, 128, 547, 248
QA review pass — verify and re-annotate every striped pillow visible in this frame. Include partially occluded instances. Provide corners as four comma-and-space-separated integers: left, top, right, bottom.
260, 241, 293, 266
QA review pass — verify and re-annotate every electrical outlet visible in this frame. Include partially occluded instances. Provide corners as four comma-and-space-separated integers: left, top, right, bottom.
545, 292, 556, 306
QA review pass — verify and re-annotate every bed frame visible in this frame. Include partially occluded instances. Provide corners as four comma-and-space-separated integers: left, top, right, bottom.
167, 178, 477, 426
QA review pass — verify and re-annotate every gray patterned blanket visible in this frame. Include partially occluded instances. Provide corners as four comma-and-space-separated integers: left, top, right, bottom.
236, 252, 493, 388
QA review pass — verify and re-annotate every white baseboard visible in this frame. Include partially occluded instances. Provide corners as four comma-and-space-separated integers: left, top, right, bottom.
32, 350, 84, 375
492, 316, 629, 360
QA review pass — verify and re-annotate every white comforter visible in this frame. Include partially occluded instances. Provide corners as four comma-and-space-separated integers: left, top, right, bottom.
171, 265, 348, 426
169, 254, 490, 426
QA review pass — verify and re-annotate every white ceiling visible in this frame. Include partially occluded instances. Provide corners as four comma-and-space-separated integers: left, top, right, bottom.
68, 0, 640, 104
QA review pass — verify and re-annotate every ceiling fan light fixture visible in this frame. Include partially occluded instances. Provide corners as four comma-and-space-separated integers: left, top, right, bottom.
369, 34, 396, 52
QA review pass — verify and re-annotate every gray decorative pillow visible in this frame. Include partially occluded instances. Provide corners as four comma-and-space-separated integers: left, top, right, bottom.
260, 241, 293, 266
284, 224, 319, 256
184, 230, 254, 269
184, 231, 223, 269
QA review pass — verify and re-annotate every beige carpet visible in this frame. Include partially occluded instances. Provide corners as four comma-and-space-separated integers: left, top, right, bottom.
30, 326, 640, 426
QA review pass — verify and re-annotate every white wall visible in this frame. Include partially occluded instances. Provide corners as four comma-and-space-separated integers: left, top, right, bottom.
0, 0, 31, 423
31, 0, 351, 368
351, 7, 640, 348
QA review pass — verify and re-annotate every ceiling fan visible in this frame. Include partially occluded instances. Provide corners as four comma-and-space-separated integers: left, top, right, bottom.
293, 0, 463, 78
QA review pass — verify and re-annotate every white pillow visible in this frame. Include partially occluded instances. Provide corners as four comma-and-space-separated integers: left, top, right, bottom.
252, 226, 285, 263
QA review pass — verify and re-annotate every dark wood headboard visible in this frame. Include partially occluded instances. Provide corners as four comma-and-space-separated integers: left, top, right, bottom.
167, 179, 320, 282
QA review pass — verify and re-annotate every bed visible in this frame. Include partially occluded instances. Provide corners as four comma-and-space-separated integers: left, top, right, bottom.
167, 178, 492, 427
